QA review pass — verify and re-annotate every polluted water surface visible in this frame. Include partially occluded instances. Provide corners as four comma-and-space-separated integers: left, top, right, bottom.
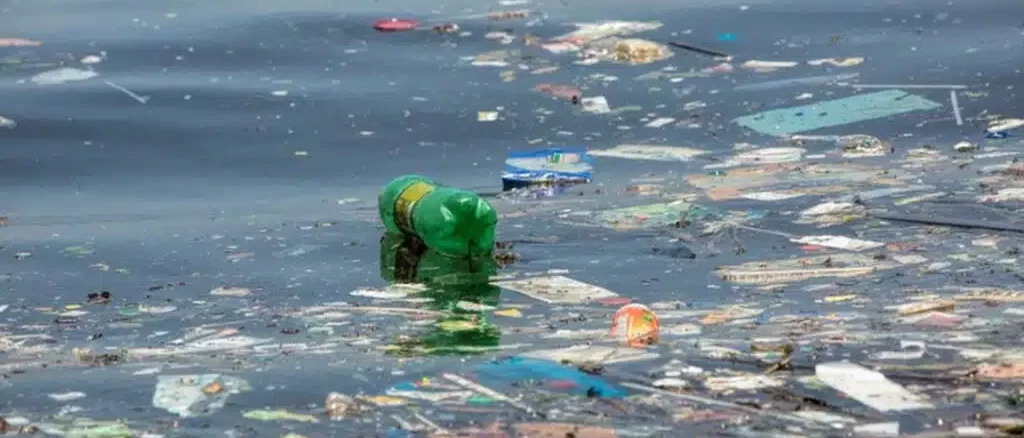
2, 0, 1024, 436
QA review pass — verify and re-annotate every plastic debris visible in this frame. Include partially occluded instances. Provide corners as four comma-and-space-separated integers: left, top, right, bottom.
836, 134, 891, 157
494, 275, 618, 304
502, 148, 592, 190
209, 286, 251, 296
740, 60, 799, 71
373, 18, 419, 32
552, 21, 662, 44
669, 41, 730, 58
704, 147, 805, 169
44, 418, 136, 438
104, 81, 149, 104
584, 38, 673, 65
80, 54, 103, 64
792, 235, 885, 251
815, 362, 934, 412
242, 409, 319, 423
953, 140, 977, 152
442, 373, 539, 416
477, 356, 627, 397
576, 200, 715, 230
987, 118, 1024, 135
705, 375, 783, 391
31, 67, 98, 85
0, 37, 42, 46
325, 392, 357, 419
873, 212, 1024, 233
522, 344, 659, 364
717, 253, 923, 284
534, 83, 581, 101
609, 303, 660, 347
588, 144, 706, 161
807, 57, 864, 67
580, 96, 611, 114
515, 423, 616, 438
151, 374, 250, 418
734, 90, 941, 136
48, 391, 87, 402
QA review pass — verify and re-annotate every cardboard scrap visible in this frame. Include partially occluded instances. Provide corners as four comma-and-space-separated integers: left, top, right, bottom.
494, 275, 619, 304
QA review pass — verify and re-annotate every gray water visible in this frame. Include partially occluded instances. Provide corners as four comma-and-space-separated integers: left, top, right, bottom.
1, 0, 1023, 435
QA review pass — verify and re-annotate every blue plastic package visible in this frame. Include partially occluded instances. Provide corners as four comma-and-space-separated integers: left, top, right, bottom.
502, 148, 593, 191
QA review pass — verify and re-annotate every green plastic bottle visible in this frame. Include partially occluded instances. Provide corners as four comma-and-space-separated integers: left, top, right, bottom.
378, 175, 498, 257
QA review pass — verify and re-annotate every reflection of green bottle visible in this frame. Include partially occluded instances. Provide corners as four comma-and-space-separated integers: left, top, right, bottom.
378, 175, 499, 257
379, 233, 501, 355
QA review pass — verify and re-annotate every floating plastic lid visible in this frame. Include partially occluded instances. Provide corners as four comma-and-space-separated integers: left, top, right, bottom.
373, 18, 419, 32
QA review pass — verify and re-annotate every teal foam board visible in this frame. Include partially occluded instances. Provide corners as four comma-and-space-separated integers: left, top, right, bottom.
733, 89, 942, 136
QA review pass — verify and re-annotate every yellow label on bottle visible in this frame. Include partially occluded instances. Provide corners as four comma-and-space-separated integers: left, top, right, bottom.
394, 181, 435, 234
